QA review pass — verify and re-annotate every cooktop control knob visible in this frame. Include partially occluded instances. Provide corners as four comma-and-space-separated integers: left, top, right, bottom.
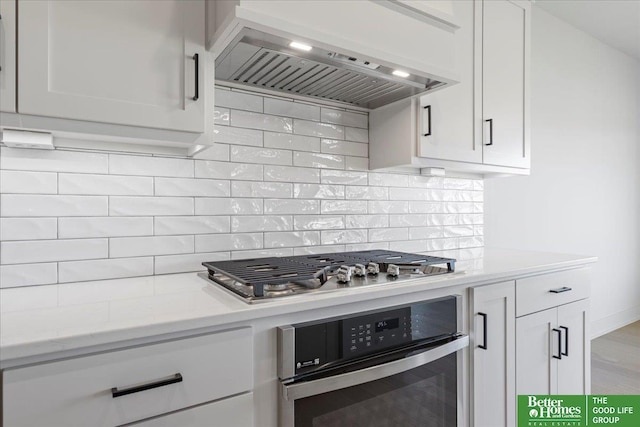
367, 262, 380, 275
353, 264, 366, 277
336, 265, 353, 283
386, 264, 400, 277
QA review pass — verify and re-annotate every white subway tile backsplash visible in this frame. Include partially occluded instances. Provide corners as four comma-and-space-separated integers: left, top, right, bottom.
0, 88, 482, 287
232, 181, 292, 198
321, 139, 368, 157
195, 233, 262, 252
214, 126, 263, 147
294, 215, 344, 230
232, 216, 292, 232
231, 146, 292, 166
59, 217, 153, 238
264, 199, 319, 215
264, 98, 320, 121
0, 218, 57, 241
320, 108, 368, 128
155, 216, 230, 235
231, 110, 293, 133
294, 119, 344, 139
0, 263, 58, 288
195, 198, 262, 215
1, 195, 108, 217
264, 132, 320, 152
321, 170, 368, 185
111, 235, 194, 258
264, 231, 320, 248
345, 186, 388, 200
155, 177, 230, 197
321, 200, 367, 214
110, 155, 194, 177
369, 228, 409, 242
154, 252, 230, 275
1, 147, 108, 173
294, 184, 344, 199
264, 165, 320, 184
345, 156, 369, 171
1, 239, 108, 264
195, 161, 263, 181
59, 174, 153, 195
214, 107, 230, 125
345, 215, 388, 229
110, 197, 193, 216
345, 127, 368, 143
215, 88, 263, 112
0, 170, 57, 194
294, 152, 345, 169
59, 257, 153, 283
321, 229, 367, 245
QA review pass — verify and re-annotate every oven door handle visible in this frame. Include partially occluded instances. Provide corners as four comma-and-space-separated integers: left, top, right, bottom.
281, 334, 468, 401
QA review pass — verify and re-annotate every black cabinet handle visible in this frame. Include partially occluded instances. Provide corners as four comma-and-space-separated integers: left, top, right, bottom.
423, 105, 432, 136
484, 118, 493, 145
478, 312, 488, 350
552, 328, 562, 360
549, 287, 572, 293
560, 326, 569, 356
192, 54, 199, 101
111, 373, 183, 398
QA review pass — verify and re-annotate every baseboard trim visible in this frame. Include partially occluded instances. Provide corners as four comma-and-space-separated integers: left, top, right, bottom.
591, 306, 640, 339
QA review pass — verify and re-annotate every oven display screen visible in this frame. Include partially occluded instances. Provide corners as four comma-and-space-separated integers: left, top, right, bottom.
375, 318, 399, 332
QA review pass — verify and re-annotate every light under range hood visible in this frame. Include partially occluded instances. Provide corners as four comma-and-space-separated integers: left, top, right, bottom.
215, 28, 446, 110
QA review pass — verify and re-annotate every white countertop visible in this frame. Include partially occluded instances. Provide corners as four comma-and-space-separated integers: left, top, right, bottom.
0, 248, 596, 368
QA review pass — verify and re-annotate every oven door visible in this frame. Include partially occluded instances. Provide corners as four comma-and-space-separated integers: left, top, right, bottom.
279, 334, 468, 427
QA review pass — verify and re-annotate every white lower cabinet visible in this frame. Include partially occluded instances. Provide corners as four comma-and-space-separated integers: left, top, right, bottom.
132, 392, 254, 427
2, 328, 253, 427
516, 299, 590, 395
470, 281, 515, 427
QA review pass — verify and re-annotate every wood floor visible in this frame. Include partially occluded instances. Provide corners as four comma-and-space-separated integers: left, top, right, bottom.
591, 321, 640, 394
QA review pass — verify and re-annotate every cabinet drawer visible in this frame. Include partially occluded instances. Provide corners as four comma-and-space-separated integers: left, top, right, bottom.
2, 328, 252, 427
131, 392, 253, 427
516, 269, 590, 317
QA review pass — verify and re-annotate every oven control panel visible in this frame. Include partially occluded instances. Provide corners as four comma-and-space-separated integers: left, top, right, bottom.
342, 307, 411, 356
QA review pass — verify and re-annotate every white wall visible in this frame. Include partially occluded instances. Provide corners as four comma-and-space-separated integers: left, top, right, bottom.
485, 7, 640, 337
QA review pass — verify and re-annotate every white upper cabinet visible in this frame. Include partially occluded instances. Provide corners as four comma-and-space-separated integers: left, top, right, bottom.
18, 0, 205, 133
369, 0, 530, 176
0, 0, 16, 113
481, 0, 530, 168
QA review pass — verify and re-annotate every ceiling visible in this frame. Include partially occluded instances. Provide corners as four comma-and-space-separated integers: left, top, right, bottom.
535, 0, 640, 61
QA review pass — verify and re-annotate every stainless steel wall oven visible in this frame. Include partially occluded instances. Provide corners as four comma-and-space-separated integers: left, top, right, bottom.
277, 296, 468, 427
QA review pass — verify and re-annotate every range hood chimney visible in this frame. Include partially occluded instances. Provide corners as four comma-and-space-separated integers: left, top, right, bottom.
215, 28, 448, 110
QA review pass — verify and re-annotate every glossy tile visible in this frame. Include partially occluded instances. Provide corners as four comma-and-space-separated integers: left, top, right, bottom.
345, 127, 368, 143
195, 161, 263, 181
264, 132, 320, 152
0, 147, 108, 173
59, 217, 153, 238
231, 216, 293, 232
232, 181, 292, 198
369, 228, 409, 242
1, 195, 108, 217
294, 119, 344, 139
154, 216, 230, 235
192, 143, 230, 161
264, 199, 320, 215
195, 198, 262, 215
214, 125, 263, 147
321, 139, 368, 157
264, 98, 320, 121
294, 152, 345, 169
231, 146, 292, 166
345, 156, 369, 171
368, 201, 409, 214
0, 170, 57, 194
214, 87, 263, 112
321, 200, 367, 214
111, 235, 194, 258
320, 108, 368, 128
321, 229, 368, 245
294, 184, 344, 199
195, 233, 263, 252
264, 231, 320, 248
0, 263, 58, 288
389, 214, 428, 227
59, 257, 153, 283
231, 110, 293, 133
59, 174, 153, 196
345, 186, 388, 200
1, 239, 108, 264
109, 154, 194, 177
294, 215, 344, 230
214, 106, 230, 125
264, 165, 320, 183
321, 170, 368, 185
0, 218, 57, 241
154, 252, 230, 275
109, 197, 193, 216
345, 215, 388, 229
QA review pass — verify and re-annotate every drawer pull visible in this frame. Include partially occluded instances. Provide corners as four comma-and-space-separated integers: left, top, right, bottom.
478, 312, 488, 350
111, 373, 183, 398
552, 328, 562, 360
560, 326, 569, 356
549, 286, 572, 294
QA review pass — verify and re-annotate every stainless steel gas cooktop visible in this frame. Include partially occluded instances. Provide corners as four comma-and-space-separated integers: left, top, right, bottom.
202, 250, 456, 303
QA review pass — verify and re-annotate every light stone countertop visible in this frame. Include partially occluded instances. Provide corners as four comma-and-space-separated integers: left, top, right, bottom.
0, 248, 596, 368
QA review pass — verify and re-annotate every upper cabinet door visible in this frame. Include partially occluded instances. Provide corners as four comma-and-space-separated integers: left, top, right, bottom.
416, 0, 480, 163
482, 0, 530, 168
18, 0, 204, 133
0, 0, 16, 113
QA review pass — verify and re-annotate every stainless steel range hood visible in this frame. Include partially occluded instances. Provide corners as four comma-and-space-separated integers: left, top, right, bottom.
215, 28, 446, 110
